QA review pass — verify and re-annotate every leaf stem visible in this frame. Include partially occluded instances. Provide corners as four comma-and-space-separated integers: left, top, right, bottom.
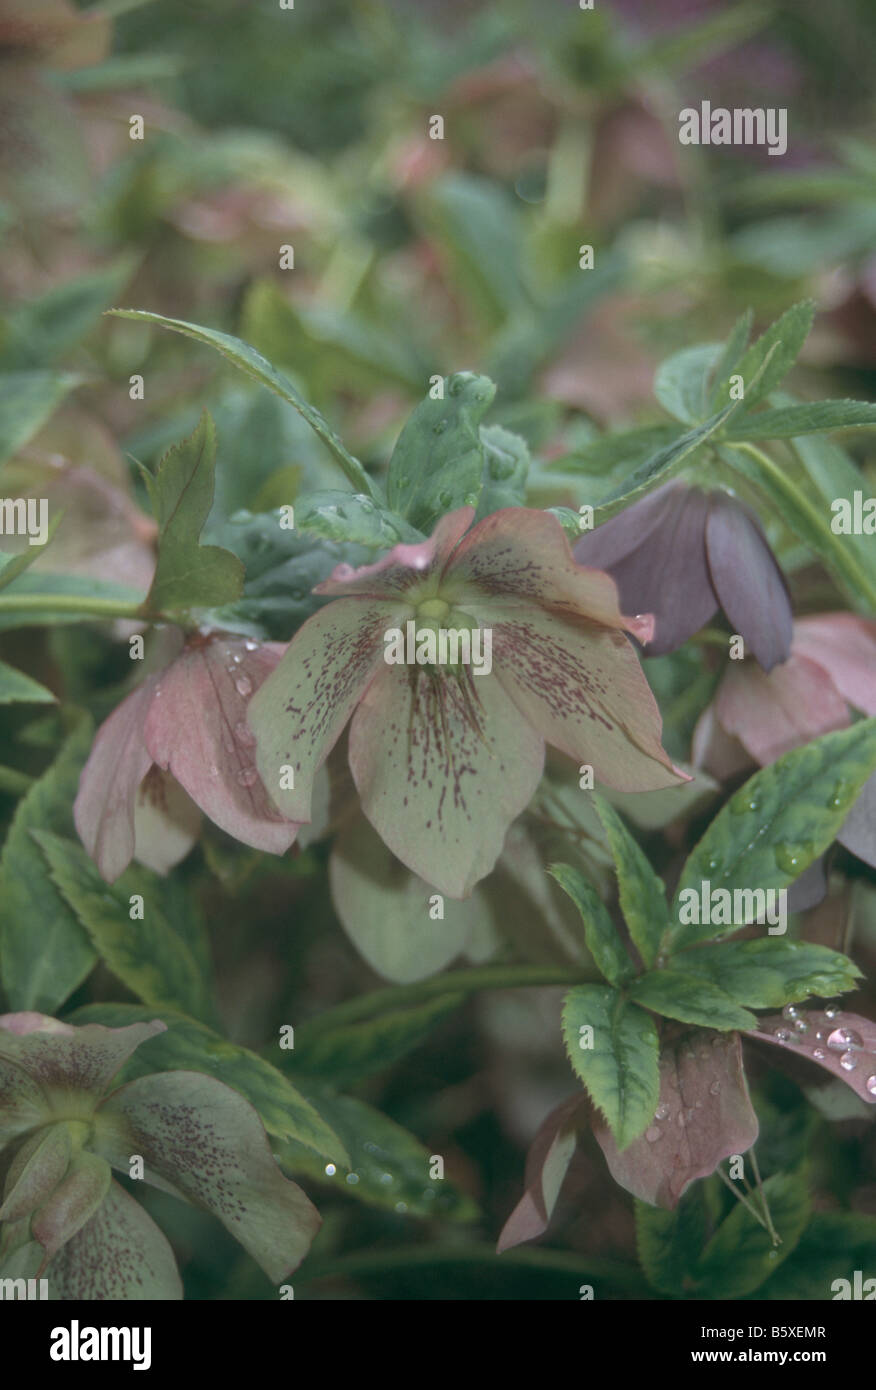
0, 594, 146, 620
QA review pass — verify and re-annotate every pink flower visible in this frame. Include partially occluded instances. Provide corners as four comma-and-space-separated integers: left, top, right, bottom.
249, 506, 684, 898
694, 613, 876, 867
74, 632, 299, 882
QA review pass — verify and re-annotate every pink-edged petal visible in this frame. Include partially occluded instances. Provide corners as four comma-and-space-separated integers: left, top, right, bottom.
445, 507, 650, 635
93, 1070, 321, 1281
485, 604, 684, 791
705, 494, 793, 671
0, 1017, 166, 1103
746, 1008, 876, 1104
46, 1179, 183, 1299
497, 1094, 587, 1252
315, 508, 475, 598
715, 654, 849, 766
73, 675, 159, 883
792, 614, 876, 717
31, 1150, 111, 1263
593, 1030, 759, 1208
577, 487, 719, 656
349, 663, 545, 898
132, 767, 201, 875
250, 596, 409, 823
838, 770, 876, 868
144, 635, 299, 854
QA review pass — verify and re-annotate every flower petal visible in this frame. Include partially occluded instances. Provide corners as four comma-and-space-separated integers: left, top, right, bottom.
31, 1150, 111, 1263
705, 493, 793, 671
593, 1030, 759, 1208
792, 613, 876, 717
0, 1017, 166, 1103
249, 596, 409, 823
315, 508, 474, 598
691, 703, 753, 780
349, 663, 545, 897
73, 675, 158, 883
93, 1070, 320, 1282
0, 1055, 48, 1145
746, 1008, 876, 1104
497, 1094, 587, 1252
715, 654, 849, 765
837, 770, 876, 869
46, 1179, 183, 1299
487, 605, 684, 790
144, 635, 299, 854
132, 767, 201, 875
446, 507, 650, 635
576, 487, 718, 655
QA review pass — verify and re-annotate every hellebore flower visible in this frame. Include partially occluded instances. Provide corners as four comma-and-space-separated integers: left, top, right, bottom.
74, 632, 299, 883
574, 482, 793, 667
0, 1013, 320, 1298
693, 613, 876, 867
249, 506, 684, 898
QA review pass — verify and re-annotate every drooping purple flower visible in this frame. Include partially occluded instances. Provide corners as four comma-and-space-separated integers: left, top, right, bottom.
574, 483, 793, 668
249, 506, 685, 899
74, 632, 300, 882
0, 1013, 320, 1298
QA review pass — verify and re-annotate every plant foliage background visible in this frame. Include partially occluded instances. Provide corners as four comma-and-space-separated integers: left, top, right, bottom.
0, 0, 875, 1301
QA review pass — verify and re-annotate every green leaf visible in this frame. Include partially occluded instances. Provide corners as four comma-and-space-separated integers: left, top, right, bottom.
276, 1081, 478, 1221
106, 308, 377, 498
707, 308, 754, 411
285, 993, 463, 1088
727, 399, 876, 440
636, 1185, 709, 1296
593, 403, 739, 521
544, 506, 583, 541
0, 659, 55, 704
143, 413, 243, 614
295, 491, 421, 548
0, 714, 97, 1011
561, 984, 659, 1149
760, 1212, 876, 1300
671, 938, 862, 1008
593, 795, 671, 969
0, 370, 79, 466
712, 301, 815, 413
629, 970, 757, 1030
654, 344, 723, 424
475, 423, 529, 517
67, 1002, 348, 1166
386, 372, 496, 532
548, 863, 632, 986
788, 428, 876, 601
670, 721, 876, 949
417, 174, 524, 328
695, 1170, 811, 1298
34, 832, 214, 1024
0, 259, 134, 369
551, 424, 682, 476
0, 510, 63, 592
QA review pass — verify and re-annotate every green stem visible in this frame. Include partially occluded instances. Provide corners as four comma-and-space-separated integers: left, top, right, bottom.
297, 964, 599, 1037
0, 594, 146, 620
728, 441, 876, 611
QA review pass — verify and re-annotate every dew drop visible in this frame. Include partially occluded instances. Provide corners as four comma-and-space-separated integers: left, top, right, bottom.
236, 767, 259, 787
235, 675, 253, 697
782, 1004, 799, 1021
645, 1126, 661, 1143
839, 1051, 858, 1072
324, 1163, 336, 1176
654, 1103, 670, 1121
827, 1027, 863, 1052
773, 1028, 793, 1043
345, 1172, 360, 1185
813, 1048, 825, 1060
244, 638, 259, 651
824, 1005, 840, 1020
234, 719, 256, 746
709, 1080, 721, 1096
866, 1076, 876, 1096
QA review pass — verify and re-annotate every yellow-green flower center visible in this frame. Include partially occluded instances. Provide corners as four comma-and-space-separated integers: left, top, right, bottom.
416, 597, 451, 622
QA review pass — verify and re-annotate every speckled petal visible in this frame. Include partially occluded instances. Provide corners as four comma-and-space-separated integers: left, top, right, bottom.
144, 635, 299, 854
73, 675, 159, 883
249, 596, 409, 823
715, 654, 849, 766
0, 1016, 166, 1102
486, 605, 684, 791
348, 663, 545, 898
93, 1070, 321, 1282
46, 1179, 183, 1299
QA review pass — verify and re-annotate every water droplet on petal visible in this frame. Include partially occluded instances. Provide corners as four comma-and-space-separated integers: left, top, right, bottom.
840, 1051, 858, 1072
793, 1018, 810, 1034
813, 1048, 825, 1060
654, 1103, 670, 1121
234, 719, 256, 746
645, 1126, 661, 1143
774, 1028, 793, 1043
235, 675, 253, 697
866, 1075, 876, 1096
709, 1080, 721, 1096
782, 1004, 799, 1021
827, 1027, 863, 1052
244, 638, 259, 651
824, 1005, 840, 1020
236, 767, 259, 787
